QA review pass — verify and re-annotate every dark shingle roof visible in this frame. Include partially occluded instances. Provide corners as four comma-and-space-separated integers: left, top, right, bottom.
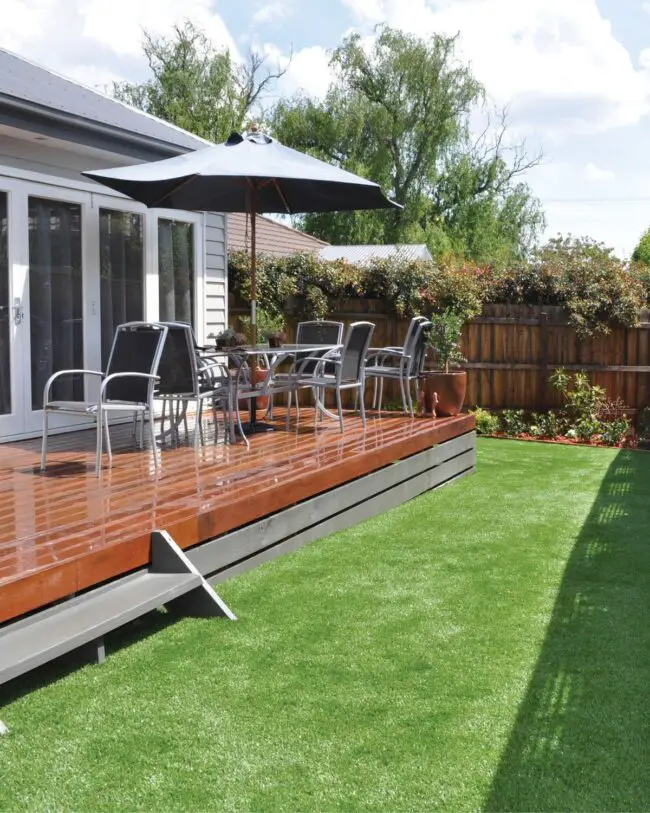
0, 47, 210, 157
228, 213, 328, 257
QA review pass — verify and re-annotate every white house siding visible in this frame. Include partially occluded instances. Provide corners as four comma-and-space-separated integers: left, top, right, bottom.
204, 212, 228, 338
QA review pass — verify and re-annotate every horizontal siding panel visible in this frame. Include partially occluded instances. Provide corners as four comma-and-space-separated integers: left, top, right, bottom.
206, 235, 225, 252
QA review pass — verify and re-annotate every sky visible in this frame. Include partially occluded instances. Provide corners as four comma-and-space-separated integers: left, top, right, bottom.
3, 0, 650, 258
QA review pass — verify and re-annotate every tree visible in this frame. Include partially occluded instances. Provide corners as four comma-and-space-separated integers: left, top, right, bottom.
271, 26, 543, 264
113, 20, 286, 143
632, 227, 650, 265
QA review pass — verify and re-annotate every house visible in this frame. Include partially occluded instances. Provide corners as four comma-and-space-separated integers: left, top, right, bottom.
227, 212, 328, 257
318, 244, 433, 263
0, 47, 227, 442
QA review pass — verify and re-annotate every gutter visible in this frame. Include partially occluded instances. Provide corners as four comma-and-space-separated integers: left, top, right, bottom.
0, 93, 202, 161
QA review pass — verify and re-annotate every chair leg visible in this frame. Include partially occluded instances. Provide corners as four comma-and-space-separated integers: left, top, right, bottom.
131, 412, 137, 445
139, 412, 145, 449
378, 379, 384, 414
194, 399, 201, 448
211, 398, 219, 445
149, 405, 159, 471
95, 409, 103, 476
40, 409, 49, 472
372, 377, 378, 409
104, 410, 112, 462
399, 376, 407, 414
359, 384, 367, 428
336, 388, 344, 433
286, 390, 292, 430
406, 378, 414, 417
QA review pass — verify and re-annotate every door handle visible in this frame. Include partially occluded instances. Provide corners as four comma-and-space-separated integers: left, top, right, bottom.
13, 298, 23, 325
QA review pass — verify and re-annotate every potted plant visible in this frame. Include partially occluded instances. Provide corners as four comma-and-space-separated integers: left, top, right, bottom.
240, 310, 287, 348
422, 309, 467, 416
214, 326, 247, 350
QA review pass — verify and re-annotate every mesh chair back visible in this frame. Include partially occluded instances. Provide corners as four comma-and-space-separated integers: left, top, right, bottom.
156, 322, 198, 396
402, 316, 428, 357
105, 322, 167, 403
411, 320, 432, 375
339, 322, 375, 383
296, 320, 344, 346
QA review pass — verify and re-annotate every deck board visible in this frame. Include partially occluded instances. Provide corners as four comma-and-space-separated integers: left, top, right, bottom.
0, 409, 474, 624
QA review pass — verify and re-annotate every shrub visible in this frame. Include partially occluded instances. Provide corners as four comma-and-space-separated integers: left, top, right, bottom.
502, 409, 528, 436
538, 410, 564, 438
601, 418, 630, 447
471, 407, 500, 435
550, 369, 606, 428
427, 310, 466, 373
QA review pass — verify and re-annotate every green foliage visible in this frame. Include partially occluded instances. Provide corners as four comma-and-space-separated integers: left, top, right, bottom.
229, 234, 648, 337
239, 308, 286, 342
113, 21, 284, 143
631, 226, 650, 265
471, 407, 501, 435
550, 368, 630, 445
490, 236, 645, 337
427, 309, 466, 373
502, 409, 528, 437
271, 26, 543, 263
601, 419, 630, 447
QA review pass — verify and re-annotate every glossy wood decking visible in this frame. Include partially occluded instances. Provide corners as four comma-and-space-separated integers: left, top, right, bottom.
0, 410, 474, 624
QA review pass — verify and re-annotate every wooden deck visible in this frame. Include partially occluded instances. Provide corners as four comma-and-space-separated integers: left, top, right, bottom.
0, 409, 474, 625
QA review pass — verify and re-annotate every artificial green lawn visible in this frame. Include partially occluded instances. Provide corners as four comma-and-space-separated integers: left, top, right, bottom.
1, 439, 649, 811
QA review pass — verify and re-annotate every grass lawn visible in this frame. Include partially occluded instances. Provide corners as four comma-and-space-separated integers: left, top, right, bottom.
1, 439, 649, 811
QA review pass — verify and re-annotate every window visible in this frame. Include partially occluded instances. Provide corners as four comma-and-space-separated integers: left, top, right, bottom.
158, 219, 195, 327
99, 209, 144, 368
28, 197, 83, 410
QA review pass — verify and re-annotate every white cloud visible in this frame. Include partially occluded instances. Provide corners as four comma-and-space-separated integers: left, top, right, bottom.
252, 1, 291, 25
583, 162, 615, 182
0, 0, 240, 89
260, 42, 334, 100
341, 0, 650, 136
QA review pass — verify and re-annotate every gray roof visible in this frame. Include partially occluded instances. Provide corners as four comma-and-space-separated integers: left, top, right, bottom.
318, 244, 433, 264
0, 48, 211, 160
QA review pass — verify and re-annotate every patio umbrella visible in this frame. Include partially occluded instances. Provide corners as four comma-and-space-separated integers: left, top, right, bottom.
83, 129, 399, 347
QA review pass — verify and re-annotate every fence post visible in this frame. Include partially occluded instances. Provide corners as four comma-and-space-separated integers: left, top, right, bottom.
539, 311, 548, 411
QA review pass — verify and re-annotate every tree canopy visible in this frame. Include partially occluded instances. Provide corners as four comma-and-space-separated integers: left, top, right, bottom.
271, 27, 544, 265
114, 21, 544, 266
113, 20, 285, 144
632, 227, 650, 265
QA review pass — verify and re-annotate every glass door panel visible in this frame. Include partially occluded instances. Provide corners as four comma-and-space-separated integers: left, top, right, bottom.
99, 209, 144, 368
158, 218, 195, 327
28, 197, 83, 410
0, 192, 10, 415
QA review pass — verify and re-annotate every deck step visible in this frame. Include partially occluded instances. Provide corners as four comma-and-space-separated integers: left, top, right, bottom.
0, 570, 201, 685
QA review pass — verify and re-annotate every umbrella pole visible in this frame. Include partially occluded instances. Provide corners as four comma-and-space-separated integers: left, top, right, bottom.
249, 191, 258, 425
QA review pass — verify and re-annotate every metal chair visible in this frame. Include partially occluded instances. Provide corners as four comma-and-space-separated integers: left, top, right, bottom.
41, 322, 168, 476
366, 317, 431, 416
293, 321, 375, 432
268, 320, 344, 419
156, 322, 231, 447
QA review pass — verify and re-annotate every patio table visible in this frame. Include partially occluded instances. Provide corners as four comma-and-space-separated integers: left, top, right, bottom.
223, 343, 342, 437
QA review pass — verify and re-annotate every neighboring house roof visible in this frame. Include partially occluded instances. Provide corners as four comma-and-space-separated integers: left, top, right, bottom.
319, 244, 433, 263
0, 47, 211, 160
228, 213, 329, 257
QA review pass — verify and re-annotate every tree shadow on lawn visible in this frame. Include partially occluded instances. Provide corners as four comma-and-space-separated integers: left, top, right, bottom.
484, 449, 650, 812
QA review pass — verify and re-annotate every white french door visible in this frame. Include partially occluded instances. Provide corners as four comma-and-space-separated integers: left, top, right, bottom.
0, 173, 204, 441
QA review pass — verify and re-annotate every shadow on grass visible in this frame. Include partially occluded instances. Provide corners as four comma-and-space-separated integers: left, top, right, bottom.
0, 609, 177, 709
484, 449, 650, 812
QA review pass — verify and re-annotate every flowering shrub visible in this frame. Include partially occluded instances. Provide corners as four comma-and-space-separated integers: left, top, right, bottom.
229, 235, 649, 335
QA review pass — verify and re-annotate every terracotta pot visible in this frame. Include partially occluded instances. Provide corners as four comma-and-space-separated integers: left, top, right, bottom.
421, 370, 467, 417
239, 368, 269, 411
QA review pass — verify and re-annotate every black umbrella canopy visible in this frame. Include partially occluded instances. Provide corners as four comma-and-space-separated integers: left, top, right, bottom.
83, 131, 399, 214
84, 131, 399, 386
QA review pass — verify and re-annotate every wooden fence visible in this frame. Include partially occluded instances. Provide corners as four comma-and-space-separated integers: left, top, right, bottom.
229, 298, 650, 414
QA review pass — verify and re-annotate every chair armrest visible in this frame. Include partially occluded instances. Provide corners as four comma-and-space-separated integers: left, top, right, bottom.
43, 369, 103, 405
